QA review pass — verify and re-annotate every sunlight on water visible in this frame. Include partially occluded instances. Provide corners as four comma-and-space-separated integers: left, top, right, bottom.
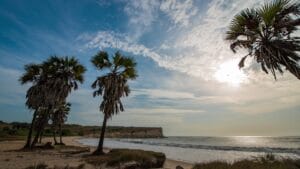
232, 136, 262, 146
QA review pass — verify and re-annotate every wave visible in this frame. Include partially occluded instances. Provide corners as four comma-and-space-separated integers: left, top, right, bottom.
117, 139, 300, 155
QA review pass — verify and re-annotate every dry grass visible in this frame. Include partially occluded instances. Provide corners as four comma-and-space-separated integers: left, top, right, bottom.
24, 163, 86, 169
192, 155, 300, 169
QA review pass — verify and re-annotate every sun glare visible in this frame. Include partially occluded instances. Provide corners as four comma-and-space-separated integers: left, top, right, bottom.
214, 60, 247, 87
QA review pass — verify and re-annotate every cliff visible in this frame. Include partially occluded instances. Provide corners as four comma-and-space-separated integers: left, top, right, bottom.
104, 127, 163, 138
83, 126, 164, 138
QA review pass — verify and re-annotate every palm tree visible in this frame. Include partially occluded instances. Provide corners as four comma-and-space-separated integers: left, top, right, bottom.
52, 101, 71, 145
226, 0, 300, 80
91, 51, 137, 155
19, 64, 44, 149
20, 63, 58, 148
31, 56, 86, 147
20, 56, 86, 148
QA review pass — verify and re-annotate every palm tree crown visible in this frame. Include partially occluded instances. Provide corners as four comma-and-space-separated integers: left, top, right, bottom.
20, 56, 86, 110
226, 0, 300, 80
43, 56, 86, 104
91, 51, 137, 118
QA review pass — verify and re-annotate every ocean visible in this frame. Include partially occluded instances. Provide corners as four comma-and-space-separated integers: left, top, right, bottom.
78, 136, 300, 163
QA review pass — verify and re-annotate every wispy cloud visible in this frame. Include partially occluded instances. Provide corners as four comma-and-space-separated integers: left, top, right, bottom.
160, 0, 198, 26
122, 0, 199, 39
124, 0, 160, 39
81, 31, 165, 66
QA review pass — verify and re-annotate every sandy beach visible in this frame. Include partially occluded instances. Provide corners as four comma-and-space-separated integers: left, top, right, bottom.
0, 137, 193, 169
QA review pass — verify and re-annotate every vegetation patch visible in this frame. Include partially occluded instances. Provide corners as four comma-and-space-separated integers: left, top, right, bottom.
85, 149, 166, 169
192, 155, 300, 169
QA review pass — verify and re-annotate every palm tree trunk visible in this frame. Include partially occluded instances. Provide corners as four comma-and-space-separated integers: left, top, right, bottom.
39, 130, 43, 143
59, 122, 64, 145
31, 129, 41, 147
53, 127, 58, 145
23, 110, 37, 149
93, 113, 108, 155
31, 113, 48, 147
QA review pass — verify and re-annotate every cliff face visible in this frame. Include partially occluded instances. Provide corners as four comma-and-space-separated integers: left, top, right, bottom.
86, 127, 164, 138
104, 127, 163, 138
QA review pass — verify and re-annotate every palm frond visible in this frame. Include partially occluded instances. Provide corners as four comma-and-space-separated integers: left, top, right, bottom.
91, 51, 112, 70
19, 64, 42, 84
226, 8, 260, 41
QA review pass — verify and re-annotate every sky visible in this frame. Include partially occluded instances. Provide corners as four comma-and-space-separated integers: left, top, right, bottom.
0, 0, 299, 136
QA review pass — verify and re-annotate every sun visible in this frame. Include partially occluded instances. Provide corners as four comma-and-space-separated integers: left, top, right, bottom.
214, 59, 247, 87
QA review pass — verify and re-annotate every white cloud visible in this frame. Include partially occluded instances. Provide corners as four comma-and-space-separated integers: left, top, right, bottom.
124, 0, 160, 27
133, 88, 196, 100
126, 108, 204, 115
164, 0, 264, 80
122, 0, 198, 39
82, 31, 169, 67
123, 0, 160, 39
160, 0, 198, 26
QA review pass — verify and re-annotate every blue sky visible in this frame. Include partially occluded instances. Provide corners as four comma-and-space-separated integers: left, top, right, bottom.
0, 0, 300, 136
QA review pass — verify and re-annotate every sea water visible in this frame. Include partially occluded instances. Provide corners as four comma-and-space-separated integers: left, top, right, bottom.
78, 136, 300, 163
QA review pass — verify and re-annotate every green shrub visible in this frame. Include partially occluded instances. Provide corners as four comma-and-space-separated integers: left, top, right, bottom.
62, 129, 73, 136
78, 130, 84, 136
15, 128, 29, 136
43, 129, 53, 136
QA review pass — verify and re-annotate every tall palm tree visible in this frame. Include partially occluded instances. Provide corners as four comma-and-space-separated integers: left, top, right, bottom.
20, 64, 44, 149
226, 0, 300, 80
91, 51, 137, 155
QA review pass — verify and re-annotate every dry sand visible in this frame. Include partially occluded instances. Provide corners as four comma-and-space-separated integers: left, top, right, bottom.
0, 137, 193, 169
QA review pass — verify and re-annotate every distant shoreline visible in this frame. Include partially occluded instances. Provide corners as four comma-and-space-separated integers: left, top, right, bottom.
0, 121, 164, 139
